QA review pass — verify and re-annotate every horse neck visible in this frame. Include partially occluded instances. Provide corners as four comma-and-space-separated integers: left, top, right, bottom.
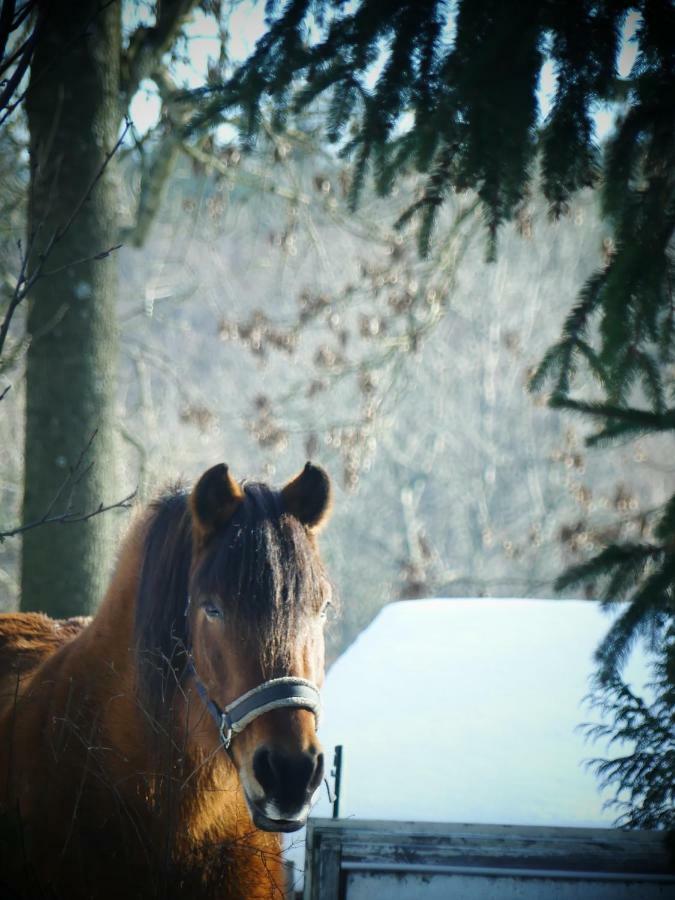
83, 510, 147, 671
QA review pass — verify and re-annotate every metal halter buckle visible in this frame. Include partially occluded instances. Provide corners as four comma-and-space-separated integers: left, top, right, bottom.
219, 712, 233, 750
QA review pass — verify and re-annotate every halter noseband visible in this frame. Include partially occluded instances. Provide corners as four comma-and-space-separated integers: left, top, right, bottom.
185, 659, 321, 751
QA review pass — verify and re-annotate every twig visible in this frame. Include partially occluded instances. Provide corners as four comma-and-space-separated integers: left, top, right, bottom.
38, 428, 99, 523
58, 119, 130, 242
0, 120, 130, 359
0, 0, 39, 127
180, 140, 311, 205
38, 242, 123, 278
0, 235, 31, 357
0, 27, 35, 120
0, 429, 136, 541
0, 491, 136, 541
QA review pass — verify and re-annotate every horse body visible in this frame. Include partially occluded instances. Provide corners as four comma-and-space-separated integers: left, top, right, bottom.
0, 612, 90, 698
0, 463, 332, 899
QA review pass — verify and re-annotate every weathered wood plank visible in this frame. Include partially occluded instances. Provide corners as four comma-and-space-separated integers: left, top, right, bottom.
303, 819, 675, 900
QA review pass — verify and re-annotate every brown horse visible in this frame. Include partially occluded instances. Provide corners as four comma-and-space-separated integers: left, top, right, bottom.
0, 462, 333, 899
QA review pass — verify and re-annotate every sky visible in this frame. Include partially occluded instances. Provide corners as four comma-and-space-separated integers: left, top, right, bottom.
128, 3, 642, 143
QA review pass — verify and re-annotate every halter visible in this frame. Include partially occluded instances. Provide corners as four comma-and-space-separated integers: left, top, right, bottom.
185, 659, 322, 751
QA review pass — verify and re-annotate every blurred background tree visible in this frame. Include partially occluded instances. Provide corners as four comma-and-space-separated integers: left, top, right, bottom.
2, 0, 203, 615
22, 0, 125, 616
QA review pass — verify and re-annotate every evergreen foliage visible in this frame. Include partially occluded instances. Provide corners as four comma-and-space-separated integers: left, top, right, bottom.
582, 636, 674, 840
183, 0, 675, 831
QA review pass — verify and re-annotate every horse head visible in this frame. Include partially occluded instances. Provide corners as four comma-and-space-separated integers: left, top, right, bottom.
184, 462, 332, 832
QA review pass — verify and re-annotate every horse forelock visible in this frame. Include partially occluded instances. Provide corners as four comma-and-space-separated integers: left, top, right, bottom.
192, 481, 327, 667
134, 480, 327, 727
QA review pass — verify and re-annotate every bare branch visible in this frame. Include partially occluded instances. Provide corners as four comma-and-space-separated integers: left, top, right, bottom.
0, 491, 137, 541
0, 0, 39, 127
0, 429, 136, 541
120, 0, 199, 105
122, 65, 191, 247
38, 242, 123, 278
124, 129, 181, 247
55, 118, 130, 243
0, 26, 34, 116
0, 0, 16, 64
0, 25, 34, 79
0, 120, 129, 359
181, 140, 311, 204
0, 233, 31, 357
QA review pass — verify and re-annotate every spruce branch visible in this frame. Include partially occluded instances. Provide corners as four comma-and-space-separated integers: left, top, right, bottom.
593, 556, 674, 682
554, 543, 664, 594
581, 654, 675, 834
548, 396, 675, 433
655, 495, 675, 543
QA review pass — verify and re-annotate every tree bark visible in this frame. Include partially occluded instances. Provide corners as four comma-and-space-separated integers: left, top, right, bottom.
22, 1, 121, 616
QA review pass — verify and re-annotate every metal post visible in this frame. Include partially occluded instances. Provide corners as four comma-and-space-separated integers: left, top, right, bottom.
331, 744, 342, 819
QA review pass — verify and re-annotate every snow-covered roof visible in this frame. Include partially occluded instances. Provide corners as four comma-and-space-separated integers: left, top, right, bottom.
310, 598, 652, 827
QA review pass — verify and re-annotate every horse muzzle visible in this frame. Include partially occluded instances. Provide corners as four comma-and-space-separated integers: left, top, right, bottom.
246, 743, 324, 832
186, 663, 324, 831
248, 802, 310, 834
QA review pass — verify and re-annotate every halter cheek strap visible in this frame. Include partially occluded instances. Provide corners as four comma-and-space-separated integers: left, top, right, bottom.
185, 660, 322, 751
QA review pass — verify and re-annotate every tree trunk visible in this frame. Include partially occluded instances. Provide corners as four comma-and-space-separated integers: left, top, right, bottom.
22, 2, 121, 617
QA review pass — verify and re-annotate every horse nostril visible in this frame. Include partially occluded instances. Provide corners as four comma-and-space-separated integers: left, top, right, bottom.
252, 746, 324, 807
252, 747, 276, 795
309, 751, 324, 793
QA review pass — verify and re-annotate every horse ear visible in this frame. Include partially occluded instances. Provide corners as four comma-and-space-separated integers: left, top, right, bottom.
281, 462, 332, 531
190, 463, 244, 542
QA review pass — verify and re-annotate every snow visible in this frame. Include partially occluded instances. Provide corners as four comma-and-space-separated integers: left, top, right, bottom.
285, 598, 653, 873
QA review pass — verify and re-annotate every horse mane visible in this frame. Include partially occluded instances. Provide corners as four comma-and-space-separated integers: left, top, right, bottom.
134, 487, 193, 731
134, 480, 327, 734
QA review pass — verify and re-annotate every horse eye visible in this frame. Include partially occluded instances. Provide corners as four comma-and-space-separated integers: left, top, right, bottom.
202, 602, 223, 620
